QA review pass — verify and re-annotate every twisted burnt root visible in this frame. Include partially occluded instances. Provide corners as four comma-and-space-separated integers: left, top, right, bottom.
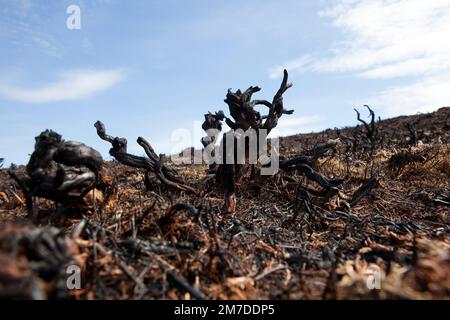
94, 121, 197, 195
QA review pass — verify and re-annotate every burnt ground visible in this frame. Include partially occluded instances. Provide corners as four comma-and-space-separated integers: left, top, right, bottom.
0, 107, 449, 300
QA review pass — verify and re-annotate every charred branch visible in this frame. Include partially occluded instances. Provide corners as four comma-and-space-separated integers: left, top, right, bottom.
280, 139, 340, 169
406, 123, 418, 145
222, 69, 294, 133
281, 162, 342, 190
354, 105, 380, 153
94, 121, 197, 195
262, 69, 295, 133
348, 176, 380, 207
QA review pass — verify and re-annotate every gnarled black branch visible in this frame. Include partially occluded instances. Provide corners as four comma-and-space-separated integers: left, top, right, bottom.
222, 69, 294, 133
262, 69, 294, 133
354, 105, 380, 153
253, 139, 343, 200
94, 121, 197, 195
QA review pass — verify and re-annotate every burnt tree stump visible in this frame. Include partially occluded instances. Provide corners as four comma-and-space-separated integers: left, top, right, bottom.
9, 130, 104, 221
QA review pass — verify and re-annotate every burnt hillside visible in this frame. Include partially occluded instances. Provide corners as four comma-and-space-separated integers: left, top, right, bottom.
0, 107, 449, 300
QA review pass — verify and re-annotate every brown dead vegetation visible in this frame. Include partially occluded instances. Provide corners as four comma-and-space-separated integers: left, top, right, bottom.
0, 77, 449, 299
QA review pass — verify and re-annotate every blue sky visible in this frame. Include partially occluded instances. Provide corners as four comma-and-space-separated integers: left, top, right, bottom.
1, 0, 450, 164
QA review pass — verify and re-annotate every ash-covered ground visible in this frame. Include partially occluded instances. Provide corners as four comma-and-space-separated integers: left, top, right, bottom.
0, 107, 449, 299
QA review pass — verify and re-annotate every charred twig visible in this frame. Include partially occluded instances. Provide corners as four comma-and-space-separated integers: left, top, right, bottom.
117, 260, 146, 294
354, 105, 376, 140
280, 139, 340, 170
281, 163, 340, 189
292, 187, 312, 222
348, 176, 380, 207
322, 248, 338, 300
354, 105, 380, 153
262, 69, 294, 133
406, 123, 418, 145
295, 139, 340, 169
153, 254, 207, 300
121, 200, 157, 238
254, 264, 289, 281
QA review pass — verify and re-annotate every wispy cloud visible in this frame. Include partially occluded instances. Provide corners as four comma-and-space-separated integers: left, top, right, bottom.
272, 115, 326, 137
269, 0, 450, 115
0, 1, 63, 57
315, 0, 450, 78
268, 55, 313, 79
367, 74, 450, 116
0, 69, 126, 103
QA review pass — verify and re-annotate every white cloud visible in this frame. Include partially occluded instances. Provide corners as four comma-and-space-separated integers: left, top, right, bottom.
314, 0, 450, 77
268, 55, 313, 79
271, 0, 450, 77
0, 69, 126, 103
269, 0, 450, 115
367, 74, 450, 117
271, 115, 326, 137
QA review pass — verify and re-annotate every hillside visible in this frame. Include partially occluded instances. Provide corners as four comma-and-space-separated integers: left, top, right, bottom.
0, 107, 449, 299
